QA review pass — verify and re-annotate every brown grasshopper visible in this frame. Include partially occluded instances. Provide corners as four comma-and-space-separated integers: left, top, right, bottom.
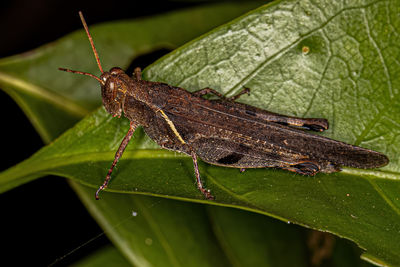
60, 12, 388, 200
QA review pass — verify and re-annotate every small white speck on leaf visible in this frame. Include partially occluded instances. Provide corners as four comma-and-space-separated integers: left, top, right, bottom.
145, 238, 153, 246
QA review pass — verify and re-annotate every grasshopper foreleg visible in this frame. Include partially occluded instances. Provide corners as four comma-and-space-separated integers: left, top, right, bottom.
95, 121, 138, 199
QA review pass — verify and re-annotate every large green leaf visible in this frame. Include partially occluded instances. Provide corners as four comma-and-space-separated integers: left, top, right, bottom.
71, 183, 231, 267
71, 181, 310, 267
1, 0, 399, 266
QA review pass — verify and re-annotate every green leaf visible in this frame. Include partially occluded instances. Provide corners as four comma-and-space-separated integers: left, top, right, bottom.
206, 205, 308, 266
71, 183, 231, 267
2, 0, 399, 266
72, 181, 311, 267
71, 245, 131, 267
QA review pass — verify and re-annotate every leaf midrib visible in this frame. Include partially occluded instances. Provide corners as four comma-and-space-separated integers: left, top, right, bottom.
1, 147, 397, 193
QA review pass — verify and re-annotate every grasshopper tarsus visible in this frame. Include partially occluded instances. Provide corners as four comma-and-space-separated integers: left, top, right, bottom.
229, 87, 250, 101
203, 190, 215, 200
192, 87, 225, 99
198, 187, 215, 200
95, 187, 102, 200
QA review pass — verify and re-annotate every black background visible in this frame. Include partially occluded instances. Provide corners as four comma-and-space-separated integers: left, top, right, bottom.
1, 1, 200, 266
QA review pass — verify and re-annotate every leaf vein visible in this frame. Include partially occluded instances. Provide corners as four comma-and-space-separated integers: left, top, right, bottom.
368, 179, 400, 217
361, 7, 393, 98
225, 0, 388, 97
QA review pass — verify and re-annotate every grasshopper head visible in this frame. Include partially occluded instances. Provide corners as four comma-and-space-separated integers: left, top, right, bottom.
59, 12, 131, 119
100, 67, 130, 118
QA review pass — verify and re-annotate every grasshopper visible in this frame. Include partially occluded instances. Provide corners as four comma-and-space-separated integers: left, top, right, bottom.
60, 12, 388, 200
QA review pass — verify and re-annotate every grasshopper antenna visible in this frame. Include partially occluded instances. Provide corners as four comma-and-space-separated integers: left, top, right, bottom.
58, 68, 104, 84
78, 11, 104, 73
58, 11, 105, 84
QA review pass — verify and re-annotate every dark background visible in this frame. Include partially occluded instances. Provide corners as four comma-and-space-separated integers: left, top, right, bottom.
0, 1, 201, 266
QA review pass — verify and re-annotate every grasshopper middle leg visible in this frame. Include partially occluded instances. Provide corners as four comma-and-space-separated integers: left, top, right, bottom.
190, 150, 215, 200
